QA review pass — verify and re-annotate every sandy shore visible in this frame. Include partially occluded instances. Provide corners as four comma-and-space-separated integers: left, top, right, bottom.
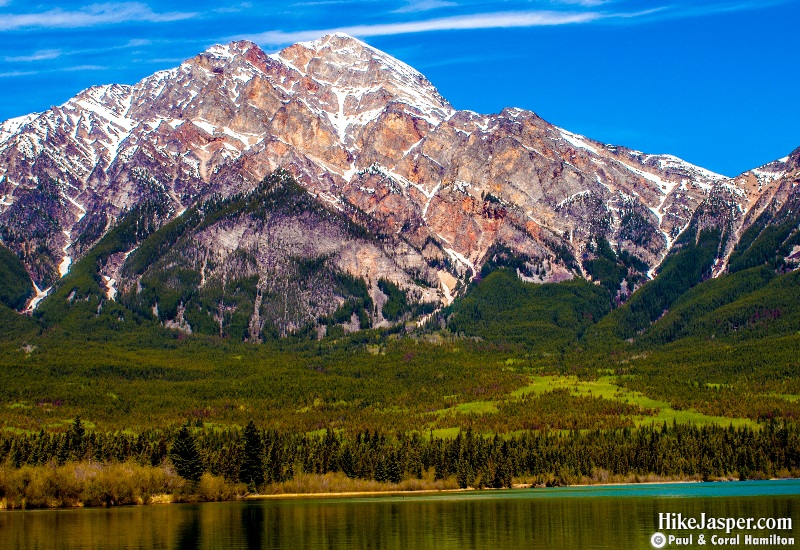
243, 479, 718, 500
246, 488, 472, 500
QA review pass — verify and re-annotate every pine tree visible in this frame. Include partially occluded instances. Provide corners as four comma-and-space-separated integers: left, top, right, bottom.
170, 426, 204, 483
456, 458, 475, 489
68, 416, 86, 461
341, 446, 356, 478
387, 451, 403, 484
240, 421, 265, 490
375, 454, 389, 482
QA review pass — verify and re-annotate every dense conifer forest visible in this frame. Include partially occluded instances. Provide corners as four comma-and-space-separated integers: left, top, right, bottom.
1, 172, 799, 507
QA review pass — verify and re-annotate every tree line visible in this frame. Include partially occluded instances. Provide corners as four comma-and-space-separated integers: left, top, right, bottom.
2, 418, 799, 492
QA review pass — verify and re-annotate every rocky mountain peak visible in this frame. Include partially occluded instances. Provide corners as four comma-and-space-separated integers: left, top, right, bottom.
271, 33, 454, 131
204, 40, 260, 59
0, 33, 797, 324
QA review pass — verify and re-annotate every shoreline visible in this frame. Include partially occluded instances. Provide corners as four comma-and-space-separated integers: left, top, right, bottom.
243, 477, 780, 501
3, 477, 797, 510
3, 474, 796, 511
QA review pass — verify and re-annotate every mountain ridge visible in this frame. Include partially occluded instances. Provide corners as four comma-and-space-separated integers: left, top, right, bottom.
0, 33, 797, 338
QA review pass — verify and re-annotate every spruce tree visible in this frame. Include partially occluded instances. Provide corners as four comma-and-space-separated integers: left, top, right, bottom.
170, 426, 204, 483
456, 458, 475, 489
387, 451, 403, 484
341, 446, 356, 478
68, 416, 86, 461
375, 454, 389, 482
240, 421, 265, 490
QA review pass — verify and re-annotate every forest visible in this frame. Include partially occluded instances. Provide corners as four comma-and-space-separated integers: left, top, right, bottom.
0, 171, 799, 507
2, 417, 798, 508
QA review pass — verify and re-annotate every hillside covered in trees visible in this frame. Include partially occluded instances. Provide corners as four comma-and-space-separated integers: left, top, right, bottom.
1, 169, 799, 505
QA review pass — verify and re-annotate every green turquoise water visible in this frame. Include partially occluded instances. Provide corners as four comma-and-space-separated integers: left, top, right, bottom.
1, 480, 797, 549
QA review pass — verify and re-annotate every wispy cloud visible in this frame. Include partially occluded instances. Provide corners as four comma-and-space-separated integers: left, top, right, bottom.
61, 65, 109, 72
146, 57, 190, 64
213, 2, 254, 15
607, 7, 666, 19
394, 0, 458, 13
1, 39, 163, 65
590, 0, 789, 24
0, 70, 39, 78
0, 64, 112, 79
549, 0, 614, 6
125, 38, 153, 47
0, 2, 198, 31
654, 0, 787, 19
289, 0, 359, 6
243, 10, 605, 45
4, 49, 62, 62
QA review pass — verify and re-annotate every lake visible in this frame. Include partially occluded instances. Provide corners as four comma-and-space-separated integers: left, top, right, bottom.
1, 480, 798, 549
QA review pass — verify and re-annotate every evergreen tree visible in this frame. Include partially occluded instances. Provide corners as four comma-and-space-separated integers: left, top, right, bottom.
456, 458, 475, 489
387, 451, 403, 484
68, 416, 86, 461
375, 454, 389, 482
240, 421, 265, 490
341, 446, 356, 478
492, 445, 513, 489
170, 426, 204, 483
267, 437, 285, 483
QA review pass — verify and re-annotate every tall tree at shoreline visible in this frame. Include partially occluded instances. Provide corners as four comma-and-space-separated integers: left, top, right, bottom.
170, 426, 204, 483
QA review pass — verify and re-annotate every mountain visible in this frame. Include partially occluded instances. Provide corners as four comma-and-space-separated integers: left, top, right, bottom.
1, 33, 798, 339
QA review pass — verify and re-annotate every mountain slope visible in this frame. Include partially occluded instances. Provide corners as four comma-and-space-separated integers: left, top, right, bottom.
35, 170, 439, 339
116, 170, 439, 339
0, 33, 797, 331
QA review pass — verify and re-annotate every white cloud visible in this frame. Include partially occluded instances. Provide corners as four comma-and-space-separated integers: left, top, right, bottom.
4, 49, 62, 62
61, 64, 109, 72
0, 64, 111, 78
0, 70, 38, 78
549, 0, 614, 6
652, 1, 786, 19
394, 0, 458, 13
146, 57, 190, 64
0, 2, 197, 31
125, 38, 153, 47
244, 10, 603, 45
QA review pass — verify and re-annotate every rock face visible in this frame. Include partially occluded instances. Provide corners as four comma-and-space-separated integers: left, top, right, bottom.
0, 33, 797, 327
109, 170, 440, 340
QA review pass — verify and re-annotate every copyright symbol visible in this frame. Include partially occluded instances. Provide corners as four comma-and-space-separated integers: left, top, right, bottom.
651, 532, 667, 548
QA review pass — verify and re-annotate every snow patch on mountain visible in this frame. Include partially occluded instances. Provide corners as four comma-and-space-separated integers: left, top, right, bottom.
652, 154, 727, 182
0, 114, 37, 145
559, 129, 599, 155
444, 247, 476, 276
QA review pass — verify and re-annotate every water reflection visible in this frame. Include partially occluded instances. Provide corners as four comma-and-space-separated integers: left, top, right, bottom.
241, 504, 264, 550
1, 481, 797, 550
175, 510, 201, 550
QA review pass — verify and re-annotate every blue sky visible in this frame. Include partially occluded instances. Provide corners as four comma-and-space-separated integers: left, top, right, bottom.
0, 0, 798, 176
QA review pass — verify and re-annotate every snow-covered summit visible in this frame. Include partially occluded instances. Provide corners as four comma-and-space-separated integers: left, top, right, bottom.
0, 32, 796, 299
269, 33, 454, 130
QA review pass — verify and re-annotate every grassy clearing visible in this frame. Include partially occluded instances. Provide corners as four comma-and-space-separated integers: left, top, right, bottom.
431, 400, 499, 419
507, 375, 759, 429
771, 393, 800, 403
430, 427, 462, 439
421, 374, 761, 433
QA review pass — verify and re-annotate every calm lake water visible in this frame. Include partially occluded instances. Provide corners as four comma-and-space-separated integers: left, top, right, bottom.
1, 480, 798, 549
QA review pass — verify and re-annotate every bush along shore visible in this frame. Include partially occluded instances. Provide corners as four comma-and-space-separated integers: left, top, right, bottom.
1, 418, 799, 509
